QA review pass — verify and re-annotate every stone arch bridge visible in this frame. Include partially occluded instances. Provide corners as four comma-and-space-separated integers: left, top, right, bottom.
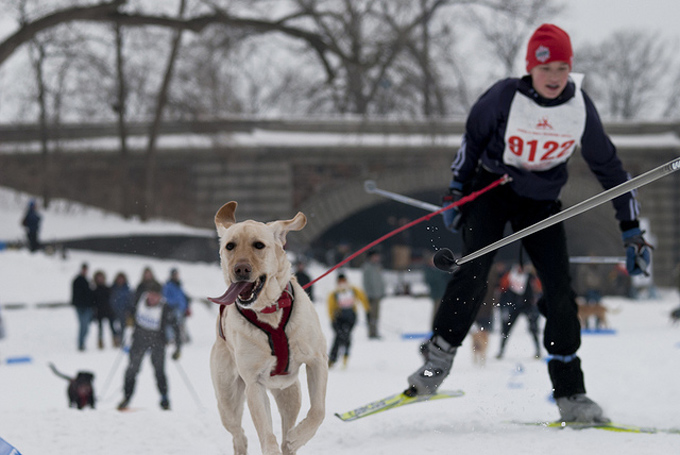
1, 118, 678, 285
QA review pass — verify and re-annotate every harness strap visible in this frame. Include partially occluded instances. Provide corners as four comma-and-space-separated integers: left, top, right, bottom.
218, 283, 295, 376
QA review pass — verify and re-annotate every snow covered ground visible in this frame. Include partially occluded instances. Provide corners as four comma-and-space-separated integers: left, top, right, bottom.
1, 189, 680, 454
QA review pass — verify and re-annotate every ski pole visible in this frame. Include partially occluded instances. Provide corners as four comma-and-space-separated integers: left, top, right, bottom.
364, 180, 441, 212
98, 331, 132, 401
434, 157, 680, 272
303, 174, 511, 290
569, 256, 625, 264
173, 360, 204, 410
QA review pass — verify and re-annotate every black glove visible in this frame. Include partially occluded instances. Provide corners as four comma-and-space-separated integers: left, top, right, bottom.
442, 181, 464, 233
172, 349, 181, 360
622, 228, 652, 276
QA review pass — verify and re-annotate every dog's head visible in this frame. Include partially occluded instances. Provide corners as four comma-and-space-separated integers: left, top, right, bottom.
210, 201, 307, 311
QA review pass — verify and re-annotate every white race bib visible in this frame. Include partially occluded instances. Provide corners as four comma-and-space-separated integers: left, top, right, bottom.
507, 268, 529, 295
503, 75, 586, 171
135, 297, 164, 331
336, 289, 356, 309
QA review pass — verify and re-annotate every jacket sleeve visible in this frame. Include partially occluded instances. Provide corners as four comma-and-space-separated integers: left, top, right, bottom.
580, 91, 640, 224
327, 292, 338, 320
353, 287, 371, 313
451, 79, 515, 185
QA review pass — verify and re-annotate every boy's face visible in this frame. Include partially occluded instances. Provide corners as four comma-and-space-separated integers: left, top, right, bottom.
530, 61, 570, 99
147, 291, 162, 306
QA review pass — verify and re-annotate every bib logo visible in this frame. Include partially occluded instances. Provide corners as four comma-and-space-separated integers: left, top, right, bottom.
536, 117, 553, 129
535, 45, 550, 63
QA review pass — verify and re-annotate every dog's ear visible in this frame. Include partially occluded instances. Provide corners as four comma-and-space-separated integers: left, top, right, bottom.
269, 212, 307, 245
215, 201, 238, 229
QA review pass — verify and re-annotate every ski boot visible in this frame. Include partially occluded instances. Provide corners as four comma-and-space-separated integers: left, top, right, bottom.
555, 393, 609, 423
160, 395, 170, 410
405, 335, 457, 397
117, 397, 131, 411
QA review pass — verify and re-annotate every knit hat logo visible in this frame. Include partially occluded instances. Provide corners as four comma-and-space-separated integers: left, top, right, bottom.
535, 45, 550, 63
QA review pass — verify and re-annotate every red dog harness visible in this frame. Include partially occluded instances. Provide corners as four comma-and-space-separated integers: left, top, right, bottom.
218, 283, 294, 376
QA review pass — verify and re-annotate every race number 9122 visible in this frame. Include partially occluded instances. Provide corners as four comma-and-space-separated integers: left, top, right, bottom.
507, 136, 575, 163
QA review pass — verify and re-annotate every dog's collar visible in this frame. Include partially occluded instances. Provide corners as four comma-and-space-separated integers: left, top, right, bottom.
260, 282, 294, 314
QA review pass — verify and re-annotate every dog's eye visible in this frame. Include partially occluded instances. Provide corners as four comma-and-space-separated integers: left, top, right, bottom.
225, 242, 235, 251
253, 241, 265, 250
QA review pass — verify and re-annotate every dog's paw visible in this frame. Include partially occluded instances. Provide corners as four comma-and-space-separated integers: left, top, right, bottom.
281, 441, 296, 455
282, 431, 303, 455
282, 421, 318, 455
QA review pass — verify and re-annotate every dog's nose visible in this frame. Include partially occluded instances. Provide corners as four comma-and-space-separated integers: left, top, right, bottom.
233, 262, 252, 280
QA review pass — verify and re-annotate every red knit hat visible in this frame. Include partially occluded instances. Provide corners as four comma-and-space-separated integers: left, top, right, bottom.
525, 24, 573, 73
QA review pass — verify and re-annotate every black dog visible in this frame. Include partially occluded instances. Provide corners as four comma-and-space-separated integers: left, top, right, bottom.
48, 363, 96, 409
671, 307, 680, 325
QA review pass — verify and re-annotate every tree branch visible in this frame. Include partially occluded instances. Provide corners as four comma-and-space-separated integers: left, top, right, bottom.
0, 2, 338, 82
0, 0, 126, 66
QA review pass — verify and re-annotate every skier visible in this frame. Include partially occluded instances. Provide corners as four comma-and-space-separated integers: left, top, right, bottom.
118, 282, 181, 411
406, 24, 651, 423
327, 273, 370, 368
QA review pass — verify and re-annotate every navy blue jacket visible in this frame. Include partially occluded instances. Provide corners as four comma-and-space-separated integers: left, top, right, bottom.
451, 75, 639, 224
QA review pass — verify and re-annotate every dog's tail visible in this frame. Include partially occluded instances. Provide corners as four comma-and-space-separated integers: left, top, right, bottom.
48, 362, 73, 382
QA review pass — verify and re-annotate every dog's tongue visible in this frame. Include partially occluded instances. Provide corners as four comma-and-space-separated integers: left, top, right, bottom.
208, 281, 253, 305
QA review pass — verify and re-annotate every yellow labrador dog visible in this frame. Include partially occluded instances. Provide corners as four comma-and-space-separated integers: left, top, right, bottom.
209, 202, 328, 455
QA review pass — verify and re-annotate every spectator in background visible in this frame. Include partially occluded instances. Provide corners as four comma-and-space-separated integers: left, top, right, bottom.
162, 268, 190, 343
71, 263, 95, 351
327, 273, 370, 369
93, 270, 116, 349
21, 199, 41, 253
496, 263, 542, 360
109, 272, 133, 347
294, 260, 314, 300
362, 250, 386, 339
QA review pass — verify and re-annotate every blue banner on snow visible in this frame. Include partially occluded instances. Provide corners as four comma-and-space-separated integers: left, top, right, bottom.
0, 437, 22, 455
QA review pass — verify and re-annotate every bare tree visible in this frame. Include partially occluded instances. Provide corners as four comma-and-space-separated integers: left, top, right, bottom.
577, 30, 670, 120
463, 0, 565, 77
113, 21, 132, 217
167, 27, 247, 118
0, 0, 559, 121
142, 0, 187, 220
662, 69, 680, 119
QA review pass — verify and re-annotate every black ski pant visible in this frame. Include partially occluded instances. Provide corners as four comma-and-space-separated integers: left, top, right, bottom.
433, 170, 585, 398
329, 309, 357, 363
123, 332, 168, 399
